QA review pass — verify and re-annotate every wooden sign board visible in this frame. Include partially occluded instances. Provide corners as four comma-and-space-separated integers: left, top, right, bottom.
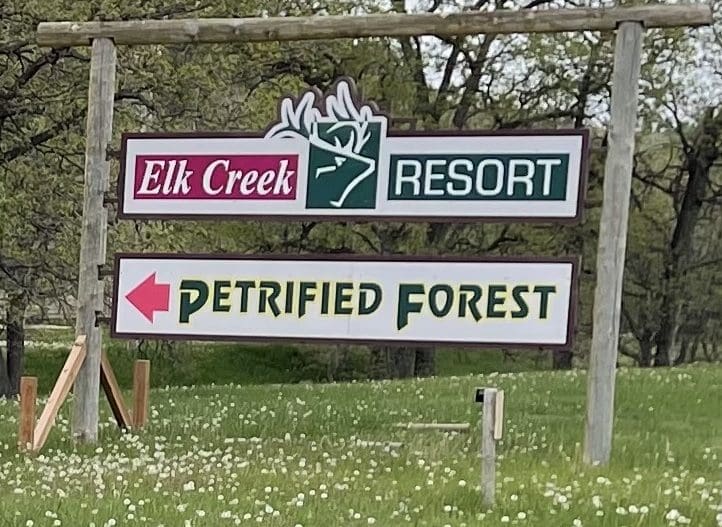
111, 254, 579, 349
118, 78, 589, 223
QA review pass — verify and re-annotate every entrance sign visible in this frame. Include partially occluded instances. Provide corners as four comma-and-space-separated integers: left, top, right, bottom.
118, 78, 589, 222
111, 254, 578, 349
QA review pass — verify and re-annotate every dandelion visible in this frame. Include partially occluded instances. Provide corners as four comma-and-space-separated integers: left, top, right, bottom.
368, 518, 376, 524
501, 516, 510, 523
517, 512, 526, 520
573, 519, 582, 527
665, 509, 680, 521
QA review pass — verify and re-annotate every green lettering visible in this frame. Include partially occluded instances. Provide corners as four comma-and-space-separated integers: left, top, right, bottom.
320, 282, 330, 314
458, 285, 482, 321
397, 284, 424, 330
235, 280, 255, 313
359, 283, 382, 315
429, 284, 453, 317
212, 280, 232, 312
179, 280, 209, 323
334, 282, 353, 315
298, 282, 316, 318
258, 280, 281, 317
511, 285, 529, 318
285, 281, 295, 314
533, 285, 556, 319
487, 284, 507, 318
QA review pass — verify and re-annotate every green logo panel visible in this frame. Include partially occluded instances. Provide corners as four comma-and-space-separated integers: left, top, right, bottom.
306, 122, 382, 209
388, 154, 570, 201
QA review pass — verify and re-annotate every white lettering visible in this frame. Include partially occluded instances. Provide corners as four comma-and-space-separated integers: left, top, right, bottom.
137, 160, 165, 195
424, 159, 446, 196
507, 159, 535, 196
537, 159, 562, 196
240, 170, 259, 195
395, 159, 422, 196
172, 160, 192, 195
224, 169, 244, 195
202, 159, 227, 196
476, 159, 504, 196
273, 159, 294, 195
257, 170, 276, 195
447, 159, 473, 196
162, 160, 177, 194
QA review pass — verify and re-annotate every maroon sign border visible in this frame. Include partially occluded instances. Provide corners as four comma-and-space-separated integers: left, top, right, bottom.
110, 252, 580, 351
117, 127, 590, 225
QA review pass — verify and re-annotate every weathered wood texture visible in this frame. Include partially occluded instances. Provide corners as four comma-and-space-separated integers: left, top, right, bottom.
584, 22, 644, 467
395, 423, 470, 432
132, 360, 150, 429
100, 350, 132, 430
481, 388, 497, 507
34, 336, 87, 452
71, 38, 116, 443
493, 390, 505, 441
36, 5, 711, 47
18, 377, 37, 451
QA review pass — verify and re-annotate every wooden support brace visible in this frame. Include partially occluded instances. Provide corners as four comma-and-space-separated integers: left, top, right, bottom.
132, 360, 150, 429
100, 350, 132, 430
33, 335, 87, 452
18, 377, 37, 451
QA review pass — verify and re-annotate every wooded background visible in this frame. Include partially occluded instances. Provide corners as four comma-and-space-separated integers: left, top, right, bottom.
1, 0, 721, 397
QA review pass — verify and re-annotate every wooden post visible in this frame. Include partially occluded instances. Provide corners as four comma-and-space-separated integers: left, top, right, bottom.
72, 37, 117, 443
584, 21, 644, 466
132, 360, 150, 429
18, 377, 37, 451
481, 388, 497, 507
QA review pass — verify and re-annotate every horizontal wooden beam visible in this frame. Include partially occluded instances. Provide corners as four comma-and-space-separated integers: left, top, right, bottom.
36, 5, 712, 48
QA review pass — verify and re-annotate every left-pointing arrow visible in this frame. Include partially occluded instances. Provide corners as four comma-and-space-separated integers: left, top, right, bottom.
125, 272, 170, 323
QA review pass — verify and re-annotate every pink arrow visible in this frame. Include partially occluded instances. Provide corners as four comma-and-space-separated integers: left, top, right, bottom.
125, 272, 170, 323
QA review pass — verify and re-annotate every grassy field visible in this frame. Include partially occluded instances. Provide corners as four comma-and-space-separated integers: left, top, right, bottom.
0, 361, 720, 526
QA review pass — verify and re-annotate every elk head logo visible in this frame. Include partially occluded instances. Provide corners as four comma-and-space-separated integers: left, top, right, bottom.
265, 78, 387, 209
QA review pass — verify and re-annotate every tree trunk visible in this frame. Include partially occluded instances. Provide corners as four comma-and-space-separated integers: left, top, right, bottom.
0, 349, 10, 398
638, 340, 653, 367
392, 349, 416, 378
655, 108, 719, 366
6, 296, 27, 397
369, 346, 390, 380
673, 339, 689, 366
552, 349, 573, 370
414, 347, 436, 377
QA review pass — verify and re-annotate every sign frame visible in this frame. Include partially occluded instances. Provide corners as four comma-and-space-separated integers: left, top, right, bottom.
117, 78, 590, 224
110, 252, 580, 351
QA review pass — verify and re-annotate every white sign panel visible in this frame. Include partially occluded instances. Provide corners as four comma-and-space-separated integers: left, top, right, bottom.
111, 254, 578, 349
118, 78, 589, 222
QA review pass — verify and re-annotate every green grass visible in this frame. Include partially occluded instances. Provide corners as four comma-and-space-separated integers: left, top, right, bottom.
0, 363, 720, 526
20, 326, 550, 393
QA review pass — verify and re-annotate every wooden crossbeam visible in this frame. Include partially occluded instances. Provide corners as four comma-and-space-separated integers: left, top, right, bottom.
32, 335, 87, 452
100, 350, 132, 430
36, 5, 712, 48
